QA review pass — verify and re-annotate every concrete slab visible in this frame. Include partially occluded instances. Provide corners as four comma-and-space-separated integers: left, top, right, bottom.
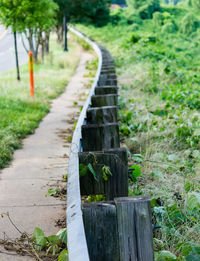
0, 50, 94, 259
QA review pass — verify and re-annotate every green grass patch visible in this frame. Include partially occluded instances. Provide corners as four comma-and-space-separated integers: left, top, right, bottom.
0, 34, 81, 169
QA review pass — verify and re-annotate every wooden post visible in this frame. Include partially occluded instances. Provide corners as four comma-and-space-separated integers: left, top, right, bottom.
114, 197, 154, 261
81, 123, 120, 151
87, 106, 118, 124
95, 86, 118, 95
82, 202, 120, 261
98, 79, 117, 86
91, 94, 118, 107
82, 197, 154, 261
79, 148, 128, 200
99, 74, 117, 80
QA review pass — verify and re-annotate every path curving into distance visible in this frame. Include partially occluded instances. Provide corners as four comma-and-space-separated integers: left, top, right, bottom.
0, 48, 94, 260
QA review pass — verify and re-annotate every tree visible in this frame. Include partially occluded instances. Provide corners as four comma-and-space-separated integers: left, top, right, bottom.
0, 0, 58, 61
65, 0, 112, 27
126, 0, 147, 9
54, 0, 68, 43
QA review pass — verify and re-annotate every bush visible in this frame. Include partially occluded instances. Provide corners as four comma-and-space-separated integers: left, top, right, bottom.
131, 23, 139, 31
153, 11, 163, 25
181, 13, 200, 35
162, 22, 177, 33
138, 0, 161, 19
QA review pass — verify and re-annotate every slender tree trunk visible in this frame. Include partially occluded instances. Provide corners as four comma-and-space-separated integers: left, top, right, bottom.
64, 13, 68, 52
57, 24, 63, 44
45, 32, 50, 54
14, 31, 20, 81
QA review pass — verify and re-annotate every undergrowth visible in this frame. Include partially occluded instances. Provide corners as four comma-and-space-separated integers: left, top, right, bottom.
76, 3, 200, 260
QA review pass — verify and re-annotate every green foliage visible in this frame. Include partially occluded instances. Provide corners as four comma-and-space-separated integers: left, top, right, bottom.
46, 189, 58, 196
32, 227, 47, 251
130, 164, 141, 182
67, 0, 112, 26
85, 194, 106, 202
88, 163, 98, 181
181, 13, 200, 35
127, 0, 147, 9
102, 165, 112, 181
0, 0, 58, 59
155, 250, 177, 260
56, 228, 67, 245
138, 0, 161, 19
58, 250, 69, 261
32, 227, 67, 258
79, 163, 88, 177
186, 192, 200, 211
162, 22, 177, 33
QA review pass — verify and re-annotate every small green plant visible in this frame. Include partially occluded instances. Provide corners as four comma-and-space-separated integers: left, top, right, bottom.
102, 165, 112, 181
129, 164, 141, 182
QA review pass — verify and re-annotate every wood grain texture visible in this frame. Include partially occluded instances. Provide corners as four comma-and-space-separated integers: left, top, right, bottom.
79, 148, 128, 200
81, 123, 120, 151
87, 106, 118, 124
91, 94, 118, 107
114, 197, 154, 261
95, 86, 118, 95
83, 202, 120, 261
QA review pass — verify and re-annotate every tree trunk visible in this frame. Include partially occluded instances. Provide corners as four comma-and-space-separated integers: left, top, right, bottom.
14, 31, 20, 81
45, 32, 50, 54
57, 24, 63, 44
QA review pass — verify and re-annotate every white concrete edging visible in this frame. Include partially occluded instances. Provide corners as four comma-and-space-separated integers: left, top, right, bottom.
67, 27, 102, 261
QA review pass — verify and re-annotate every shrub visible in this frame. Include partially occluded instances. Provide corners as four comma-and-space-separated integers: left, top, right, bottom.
131, 23, 139, 30
181, 13, 200, 35
153, 11, 163, 25
162, 22, 177, 33
138, 0, 161, 19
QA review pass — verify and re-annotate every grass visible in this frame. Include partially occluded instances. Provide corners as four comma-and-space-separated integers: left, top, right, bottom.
75, 4, 200, 260
0, 33, 82, 169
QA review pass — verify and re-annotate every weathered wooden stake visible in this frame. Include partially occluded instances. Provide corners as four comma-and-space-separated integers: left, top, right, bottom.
91, 94, 118, 107
79, 148, 128, 199
87, 106, 118, 124
82, 197, 154, 261
114, 197, 154, 261
98, 79, 117, 86
83, 202, 119, 261
95, 86, 118, 95
81, 123, 120, 151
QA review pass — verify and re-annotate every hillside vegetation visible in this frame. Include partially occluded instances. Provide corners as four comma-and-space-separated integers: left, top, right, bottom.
76, 1, 200, 260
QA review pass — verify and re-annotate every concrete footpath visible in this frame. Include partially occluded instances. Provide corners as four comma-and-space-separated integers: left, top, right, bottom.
0, 50, 93, 260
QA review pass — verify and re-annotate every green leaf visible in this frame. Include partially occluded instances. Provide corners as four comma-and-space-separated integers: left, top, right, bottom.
88, 163, 98, 181
46, 235, 60, 245
156, 250, 177, 261
32, 227, 47, 251
79, 164, 88, 177
58, 250, 69, 261
130, 164, 141, 182
102, 165, 112, 181
46, 189, 57, 196
132, 154, 143, 163
56, 228, 67, 245
186, 192, 200, 211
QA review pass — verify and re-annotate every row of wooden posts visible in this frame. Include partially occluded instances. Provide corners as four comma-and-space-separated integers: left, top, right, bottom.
79, 46, 154, 261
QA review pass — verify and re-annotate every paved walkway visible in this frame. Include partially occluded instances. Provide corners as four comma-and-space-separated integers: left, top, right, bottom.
0, 50, 93, 260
